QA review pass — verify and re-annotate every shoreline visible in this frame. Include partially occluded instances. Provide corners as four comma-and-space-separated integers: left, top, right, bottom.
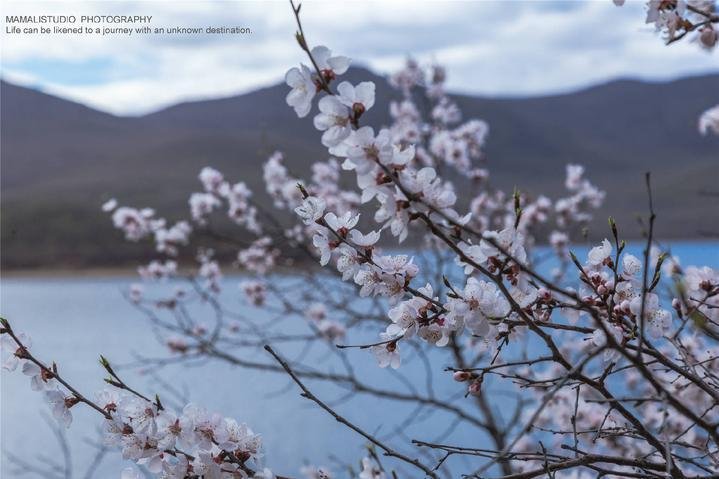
2, 239, 716, 279
1, 267, 138, 279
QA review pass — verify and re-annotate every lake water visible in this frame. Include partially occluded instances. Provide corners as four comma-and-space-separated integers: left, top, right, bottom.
1, 242, 717, 478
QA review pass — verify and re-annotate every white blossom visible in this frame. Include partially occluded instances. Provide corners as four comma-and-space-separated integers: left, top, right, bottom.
337, 81, 376, 114
189, 193, 220, 224
349, 229, 380, 247
1, 332, 30, 371
370, 334, 400, 369
699, 104, 719, 135
45, 388, 74, 427
22, 361, 54, 391
295, 196, 326, 225
622, 254, 642, 276
313, 96, 351, 150
630, 293, 672, 338
311, 46, 350, 77
587, 239, 612, 266
359, 457, 385, 479
285, 64, 316, 118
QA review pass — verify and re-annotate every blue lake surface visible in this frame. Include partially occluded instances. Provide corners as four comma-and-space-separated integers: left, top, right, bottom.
1, 242, 717, 477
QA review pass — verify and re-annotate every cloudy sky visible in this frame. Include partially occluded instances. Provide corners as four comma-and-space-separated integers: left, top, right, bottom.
1, 0, 717, 115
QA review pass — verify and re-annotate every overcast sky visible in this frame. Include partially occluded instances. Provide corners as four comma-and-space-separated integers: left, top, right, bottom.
1, 0, 717, 116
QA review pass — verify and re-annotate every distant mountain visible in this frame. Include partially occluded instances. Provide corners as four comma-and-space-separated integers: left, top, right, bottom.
1, 69, 718, 269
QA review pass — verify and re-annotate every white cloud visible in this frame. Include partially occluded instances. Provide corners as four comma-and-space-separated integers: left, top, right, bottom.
1, 0, 716, 114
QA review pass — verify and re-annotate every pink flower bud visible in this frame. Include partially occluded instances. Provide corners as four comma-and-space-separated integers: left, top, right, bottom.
538, 288, 552, 301
468, 379, 482, 396
620, 300, 630, 312
672, 298, 681, 311
699, 27, 718, 49
453, 371, 471, 382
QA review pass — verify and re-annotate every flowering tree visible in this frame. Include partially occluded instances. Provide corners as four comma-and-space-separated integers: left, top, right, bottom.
3, 1, 718, 478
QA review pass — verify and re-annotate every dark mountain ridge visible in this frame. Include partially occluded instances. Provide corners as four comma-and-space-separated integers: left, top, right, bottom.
1, 69, 717, 269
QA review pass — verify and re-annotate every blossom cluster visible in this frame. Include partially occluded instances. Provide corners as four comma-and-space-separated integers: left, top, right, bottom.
284, 44, 608, 369
613, 1, 718, 136
305, 302, 346, 341
193, 167, 261, 234
107, 200, 192, 257
614, 0, 718, 49
1, 325, 272, 479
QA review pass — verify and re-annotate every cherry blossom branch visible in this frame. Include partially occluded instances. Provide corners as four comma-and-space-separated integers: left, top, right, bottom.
288, 0, 332, 94
1, 317, 112, 420
264, 344, 440, 479
1, 317, 293, 479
